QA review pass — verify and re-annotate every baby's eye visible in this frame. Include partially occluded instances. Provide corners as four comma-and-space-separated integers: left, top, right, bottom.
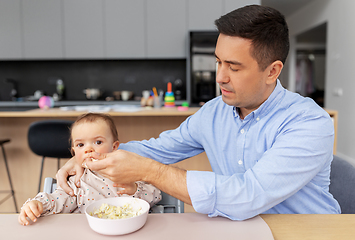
76, 143, 84, 148
95, 140, 103, 145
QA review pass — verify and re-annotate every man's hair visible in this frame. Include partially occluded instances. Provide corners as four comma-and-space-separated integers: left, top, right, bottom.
71, 112, 119, 144
215, 5, 289, 71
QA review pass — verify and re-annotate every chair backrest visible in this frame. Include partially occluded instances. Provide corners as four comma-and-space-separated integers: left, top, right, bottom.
329, 155, 355, 214
150, 191, 184, 213
28, 120, 73, 158
43, 177, 57, 194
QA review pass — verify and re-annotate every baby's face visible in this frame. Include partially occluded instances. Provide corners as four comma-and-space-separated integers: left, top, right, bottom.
71, 120, 119, 164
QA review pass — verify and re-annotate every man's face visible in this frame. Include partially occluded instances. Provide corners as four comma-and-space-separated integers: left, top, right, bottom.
215, 34, 273, 118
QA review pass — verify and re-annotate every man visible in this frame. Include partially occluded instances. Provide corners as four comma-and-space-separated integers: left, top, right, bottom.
57, 5, 340, 220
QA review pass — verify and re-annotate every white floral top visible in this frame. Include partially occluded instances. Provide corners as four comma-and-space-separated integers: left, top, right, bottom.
24, 169, 161, 215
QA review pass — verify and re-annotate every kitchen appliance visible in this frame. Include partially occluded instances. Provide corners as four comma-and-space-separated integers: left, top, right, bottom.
187, 31, 219, 105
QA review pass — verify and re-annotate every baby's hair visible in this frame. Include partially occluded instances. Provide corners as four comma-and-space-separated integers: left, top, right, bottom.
70, 113, 119, 154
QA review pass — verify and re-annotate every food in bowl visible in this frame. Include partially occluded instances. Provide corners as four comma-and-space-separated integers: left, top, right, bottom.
85, 197, 150, 235
89, 202, 143, 219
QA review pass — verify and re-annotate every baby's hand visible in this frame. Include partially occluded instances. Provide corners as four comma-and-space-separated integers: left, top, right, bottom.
115, 182, 138, 196
18, 200, 43, 226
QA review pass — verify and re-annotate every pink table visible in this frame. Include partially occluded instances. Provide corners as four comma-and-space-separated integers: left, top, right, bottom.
1, 213, 273, 239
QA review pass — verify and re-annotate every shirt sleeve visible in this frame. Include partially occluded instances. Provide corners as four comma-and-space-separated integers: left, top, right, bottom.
119, 114, 205, 164
22, 181, 80, 215
187, 110, 336, 220
132, 181, 162, 207
21, 175, 88, 215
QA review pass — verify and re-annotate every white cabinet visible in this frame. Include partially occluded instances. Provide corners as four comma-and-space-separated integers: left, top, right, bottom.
63, 0, 104, 59
188, 0, 222, 30
0, 0, 22, 59
22, 0, 63, 59
104, 0, 145, 58
146, 0, 187, 58
224, 0, 260, 14
0, 0, 261, 60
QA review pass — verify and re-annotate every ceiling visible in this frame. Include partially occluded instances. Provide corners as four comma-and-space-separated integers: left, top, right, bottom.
261, 0, 315, 17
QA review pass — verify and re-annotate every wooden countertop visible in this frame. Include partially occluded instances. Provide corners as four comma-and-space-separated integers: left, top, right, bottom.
261, 214, 355, 240
0, 107, 200, 117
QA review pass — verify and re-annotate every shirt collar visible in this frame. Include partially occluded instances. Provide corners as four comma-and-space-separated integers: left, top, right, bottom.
233, 79, 285, 120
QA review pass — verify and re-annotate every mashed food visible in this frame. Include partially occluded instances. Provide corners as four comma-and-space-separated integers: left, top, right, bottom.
90, 203, 142, 219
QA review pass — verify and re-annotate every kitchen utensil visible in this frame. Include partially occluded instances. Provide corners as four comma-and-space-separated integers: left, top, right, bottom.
83, 88, 102, 100
121, 91, 133, 101
85, 197, 150, 235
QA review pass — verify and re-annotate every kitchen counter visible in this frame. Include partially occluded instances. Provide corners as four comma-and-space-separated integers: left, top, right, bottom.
0, 106, 200, 117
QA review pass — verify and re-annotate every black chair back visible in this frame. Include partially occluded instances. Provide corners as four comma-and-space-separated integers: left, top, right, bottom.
28, 120, 73, 158
28, 120, 73, 192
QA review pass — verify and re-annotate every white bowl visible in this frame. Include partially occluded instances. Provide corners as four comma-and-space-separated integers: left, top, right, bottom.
85, 197, 150, 235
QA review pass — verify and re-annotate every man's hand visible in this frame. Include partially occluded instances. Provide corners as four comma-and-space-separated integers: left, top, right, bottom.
18, 200, 43, 226
84, 149, 192, 205
56, 156, 84, 196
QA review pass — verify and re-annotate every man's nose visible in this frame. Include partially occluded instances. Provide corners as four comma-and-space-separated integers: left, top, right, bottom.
216, 65, 229, 84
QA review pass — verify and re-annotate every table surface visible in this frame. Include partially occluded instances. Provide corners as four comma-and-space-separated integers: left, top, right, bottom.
1, 213, 273, 240
1, 213, 355, 240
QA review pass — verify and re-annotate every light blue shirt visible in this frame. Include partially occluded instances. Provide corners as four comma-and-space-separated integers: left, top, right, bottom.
119, 80, 341, 220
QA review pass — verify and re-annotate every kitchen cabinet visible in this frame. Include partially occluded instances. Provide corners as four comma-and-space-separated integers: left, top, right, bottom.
0, 0, 261, 60
188, 0, 223, 30
104, 0, 145, 58
63, 0, 105, 59
146, 0, 187, 58
224, 0, 260, 14
22, 0, 63, 59
0, 0, 22, 59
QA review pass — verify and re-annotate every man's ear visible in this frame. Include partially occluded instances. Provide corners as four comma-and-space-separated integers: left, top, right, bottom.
266, 60, 283, 84
113, 141, 120, 150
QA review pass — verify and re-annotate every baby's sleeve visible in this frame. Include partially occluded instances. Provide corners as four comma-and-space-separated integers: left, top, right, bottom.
22, 180, 80, 215
133, 181, 162, 207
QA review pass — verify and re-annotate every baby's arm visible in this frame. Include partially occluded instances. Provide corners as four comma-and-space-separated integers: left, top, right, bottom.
18, 200, 43, 226
18, 179, 80, 226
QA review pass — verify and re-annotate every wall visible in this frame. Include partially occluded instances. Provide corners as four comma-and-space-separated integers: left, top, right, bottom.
285, 0, 355, 164
0, 59, 186, 101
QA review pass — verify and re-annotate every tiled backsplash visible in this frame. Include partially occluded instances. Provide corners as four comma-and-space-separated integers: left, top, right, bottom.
0, 59, 186, 101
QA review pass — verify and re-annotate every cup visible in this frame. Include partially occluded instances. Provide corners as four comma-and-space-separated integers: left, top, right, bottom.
121, 91, 131, 101
153, 96, 161, 108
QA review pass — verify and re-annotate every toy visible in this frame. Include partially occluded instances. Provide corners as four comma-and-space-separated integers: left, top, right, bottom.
38, 96, 54, 109
164, 82, 175, 107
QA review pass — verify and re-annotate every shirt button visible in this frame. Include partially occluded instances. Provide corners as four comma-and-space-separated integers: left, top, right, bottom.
240, 129, 245, 134
256, 117, 260, 121
238, 160, 243, 165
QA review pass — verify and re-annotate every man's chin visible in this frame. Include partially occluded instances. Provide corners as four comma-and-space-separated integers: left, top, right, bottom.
221, 95, 237, 107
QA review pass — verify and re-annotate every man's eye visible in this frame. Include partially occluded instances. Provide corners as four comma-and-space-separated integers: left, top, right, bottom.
230, 66, 238, 72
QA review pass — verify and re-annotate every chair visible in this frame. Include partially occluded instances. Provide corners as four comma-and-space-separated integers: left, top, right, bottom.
0, 139, 18, 212
43, 177, 184, 213
329, 155, 355, 214
28, 120, 73, 192
150, 191, 184, 213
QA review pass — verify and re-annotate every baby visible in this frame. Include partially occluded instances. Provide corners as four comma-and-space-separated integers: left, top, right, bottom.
19, 112, 161, 226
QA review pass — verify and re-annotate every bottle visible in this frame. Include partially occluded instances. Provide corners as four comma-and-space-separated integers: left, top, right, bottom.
56, 79, 65, 100
164, 82, 175, 107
